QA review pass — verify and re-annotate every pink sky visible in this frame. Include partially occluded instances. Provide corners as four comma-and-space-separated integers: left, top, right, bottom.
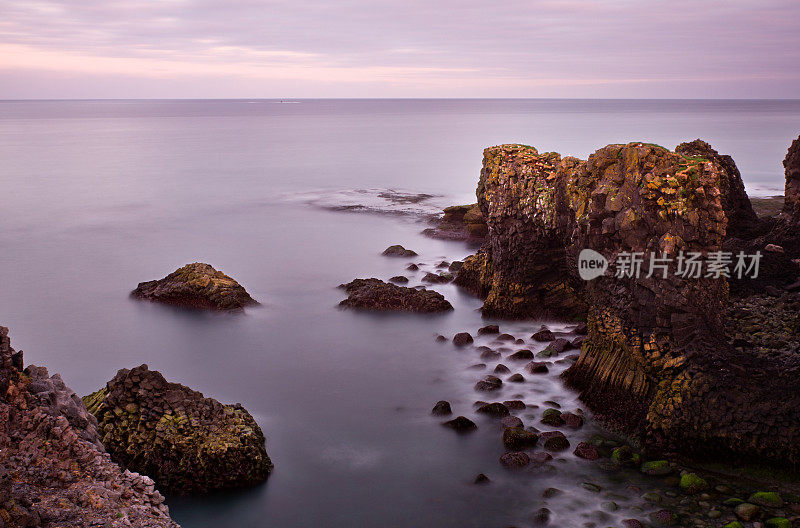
1, 0, 798, 99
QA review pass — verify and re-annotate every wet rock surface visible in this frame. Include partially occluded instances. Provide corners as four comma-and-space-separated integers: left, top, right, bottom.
453, 140, 800, 470
0, 327, 179, 527
339, 278, 453, 312
422, 203, 487, 243
132, 262, 258, 311
84, 364, 273, 495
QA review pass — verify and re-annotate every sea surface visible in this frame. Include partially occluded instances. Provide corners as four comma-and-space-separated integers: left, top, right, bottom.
0, 99, 798, 527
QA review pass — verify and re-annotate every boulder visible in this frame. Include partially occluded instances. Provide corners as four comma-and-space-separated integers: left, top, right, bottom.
499, 451, 531, 469
0, 327, 179, 526
339, 278, 453, 312
131, 262, 258, 310
540, 431, 570, 451
502, 427, 539, 450
431, 400, 452, 416
453, 332, 474, 346
574, 442, 599, 460
443, 416, 477, 432
478, 324, 500, 335
476, 402, 510, 417
84, 364, 272, 495
382, 245, 418, 257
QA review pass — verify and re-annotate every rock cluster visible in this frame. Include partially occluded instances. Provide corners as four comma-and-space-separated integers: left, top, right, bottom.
339, 278, 453, 312
455, 141, 800, 467
131, 262, 259, 311
84, 364, 273, 495
422, 203, 487, 242
0, 327, 178, 527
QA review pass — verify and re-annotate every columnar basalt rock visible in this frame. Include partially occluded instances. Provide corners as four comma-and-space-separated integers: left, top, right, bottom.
0, 327, 178, 527
84, 365, 273, 495
454, 145, 586, 319
675, 139, 758, 238
456, 141, 800, 467
783, 135, 800, 225
132, 262, 259, 311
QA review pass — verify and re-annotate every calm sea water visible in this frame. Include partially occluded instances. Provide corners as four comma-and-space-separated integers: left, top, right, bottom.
0, 99, 797, 527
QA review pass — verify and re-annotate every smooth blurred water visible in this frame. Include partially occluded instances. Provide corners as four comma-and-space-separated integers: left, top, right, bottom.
0, 99, 797, 527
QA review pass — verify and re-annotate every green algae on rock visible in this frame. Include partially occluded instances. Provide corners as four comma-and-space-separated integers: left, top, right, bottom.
131, 262, 259, 311
84, 364, 273, 495
0, 328, 178, 527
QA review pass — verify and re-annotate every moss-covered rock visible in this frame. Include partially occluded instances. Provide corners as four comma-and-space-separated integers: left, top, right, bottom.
749, 491, 784, 507
640, 460, 672, 476
679, 473, 709, 495
131, 262, 258, 310
765, 517, 791, 528
84, 364, 273, 495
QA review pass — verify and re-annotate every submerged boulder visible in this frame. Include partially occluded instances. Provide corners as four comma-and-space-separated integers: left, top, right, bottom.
339, 278, 453, 312
84, 364, 273, 495
132, 262, 258, 311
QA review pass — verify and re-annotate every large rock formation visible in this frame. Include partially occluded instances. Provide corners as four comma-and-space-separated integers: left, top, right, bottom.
456, 141, 800, 467
783, 135, 800, 225
0, 327, 178, 527
132, 263, 259, 311
675, 139, 758, 237
84, 365, 273, 495
339, 278, 453, 312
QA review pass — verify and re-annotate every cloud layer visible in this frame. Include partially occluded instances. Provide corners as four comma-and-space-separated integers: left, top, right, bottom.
1, 0, 798, 98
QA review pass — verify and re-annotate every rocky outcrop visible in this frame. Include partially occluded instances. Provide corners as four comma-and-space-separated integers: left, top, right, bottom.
675, 139, 758, 238
132, 263, 258, 311
84, 365, 273, 495
0, 327, 178, 527
784, 135, 800, 225
456, 141, 800, 468
339, 278, 453, 312
422, 204, 487, 243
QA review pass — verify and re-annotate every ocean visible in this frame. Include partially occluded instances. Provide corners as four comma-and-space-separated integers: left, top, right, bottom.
0, 99, 797, 527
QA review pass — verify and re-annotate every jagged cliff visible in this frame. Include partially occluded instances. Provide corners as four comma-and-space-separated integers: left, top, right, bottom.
456, 140, 800, 467
0, 327, 179, 527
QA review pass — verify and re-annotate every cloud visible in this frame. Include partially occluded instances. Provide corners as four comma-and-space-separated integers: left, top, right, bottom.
0, 0, 798, 97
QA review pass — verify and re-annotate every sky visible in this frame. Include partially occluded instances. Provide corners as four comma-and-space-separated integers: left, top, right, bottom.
1, 0, 799, 99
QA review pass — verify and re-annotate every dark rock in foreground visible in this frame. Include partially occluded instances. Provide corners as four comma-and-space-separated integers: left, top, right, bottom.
339, 278, 453, 312
84, 364, 272, 495
0, 327, 178, 527
132, 262, 258, 311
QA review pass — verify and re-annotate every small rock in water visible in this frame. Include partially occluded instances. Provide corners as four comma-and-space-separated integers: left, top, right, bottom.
548, 338, 572, 353
496, 333, 516, 342
749, 492, 784, 507
481, 349, 501, 361
382, 244, 418, 257
437, 261, 450, 268
453, 332, 474, 346
493, 364, 511, 374
531, 507, 551, 526
502, 427, 538, 450
531, 452, 553, 464
501, 416, 523, 428
561, 412, 584, 428
476, 402, 510, 417
435, 334, 447, 342
503, 400, 526, 410
574, 442, 599, 460
478, 325, 500, 335
499, 451, 531, 469
679, 473, 709, 495
734, 502, 759, 521
406, 263, 419, 271
531, 327, 555, 342
508, 349, 533, 361
431, 401, 452, 416
389, 275, 409, 284
581, 482, 602, 493
640, 460, 672, 476
473, 473, 491, 484
540, 431, 570, 451
442, 416, 477, 432
475, 375, 502, 392
540, 408, 564, 426
422, 271, 453, 283
507, 373, 525, 383
542, 487, 562, 498
448, 261, 464, 272
467, 363, 486, 370
526, 361, 549, 374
